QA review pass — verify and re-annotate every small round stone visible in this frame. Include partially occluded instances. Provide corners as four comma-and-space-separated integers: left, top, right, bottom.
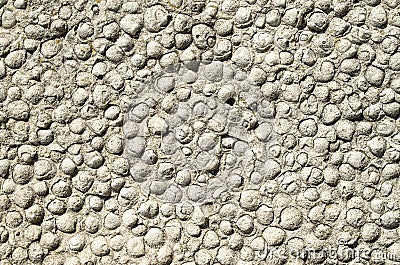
368, 5, 387, 27
361, 222, 380, 242
232, 47, 253, 69
144, 227, 165, 247
56, 213, 77, 233
256, 204, 274, 225
122, 209, 139, 228
110, 235, 125, 251
24, 225, 41, 242
13, 186, 35, 209
365, 66, 385, 86
91, 236, 110, 256
347, 151, 369, 169
40, 232, 61, 250
144, 5, 171, 33
381, 163, 400, 180
195, 249, 212, 265
68, 234, 85, 251
186, 223, 201, 237
7, 100, 30, 120
106, 45, 125, 63
25, 204, 45, 224
197, 133, 218, 151
239, 190, 261, 211
236, 215, 254, 234
262, 226, 286, 246
47, 199, 67, 215
41, 39, 62, 58
298, 118, 318, 137
187, 185, 205, 202
380, 211, 400, 229
104, 105, 120, 120
104, 212, 121, 230
157, 245, 173, 264
367, 137, 386, 157
51, 179, 72, 197
307, 11, 329, 32
335, 120, 355, 141
261, 6, 279, 24
103, 22, 120, 40
174, 169, 192, 186
138, 200, 159, 219
88, 196, 104, 211
203, 230, 220, 249
76, 20, 93, 38
280, 206, 303, 230
313, 60, 335, 82
0, 195, 10, 212
346, 208, 366, 228
66, 196, 83, 212
216, 246, 236, 265
31, 182, 48, 196
5, 211, 23, 228
34, 159, 55, 180
192, 24, 215, 50
60, 157, 77, 175
321, 104, 341, 125
5, 50, 26, 69
126, 237, 145, 257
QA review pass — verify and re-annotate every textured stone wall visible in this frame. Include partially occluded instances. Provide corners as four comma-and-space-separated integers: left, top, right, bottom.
0, 0, 399, 264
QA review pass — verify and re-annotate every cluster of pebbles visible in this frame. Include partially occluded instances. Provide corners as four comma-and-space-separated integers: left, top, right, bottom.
0, 0, 399, 264
124, 61, 276, 205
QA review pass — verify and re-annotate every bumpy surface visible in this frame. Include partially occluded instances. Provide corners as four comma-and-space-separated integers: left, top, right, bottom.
0, 0, 400, 264
123, 61, 276, 205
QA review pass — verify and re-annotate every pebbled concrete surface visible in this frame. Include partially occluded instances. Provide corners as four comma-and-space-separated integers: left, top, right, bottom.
0, 0, 399, 264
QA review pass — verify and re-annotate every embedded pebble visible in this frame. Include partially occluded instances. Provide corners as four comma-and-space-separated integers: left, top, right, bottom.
13, 186, 35, 209
262, 227, 286, 246
120, 14, 143, 36
380, 210, 400, 229
144, 227, 165, 247
144, 5, 171, 33
239, 190, 261, 211
5, 50, 26, 69
236, 214, 254, 234
127, 237, 145, 257
256, 205, 274, 225
279, 206, 303, 230
216, 246, 236, 264
91, 236, 110, 256
56, 213, 77, 233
